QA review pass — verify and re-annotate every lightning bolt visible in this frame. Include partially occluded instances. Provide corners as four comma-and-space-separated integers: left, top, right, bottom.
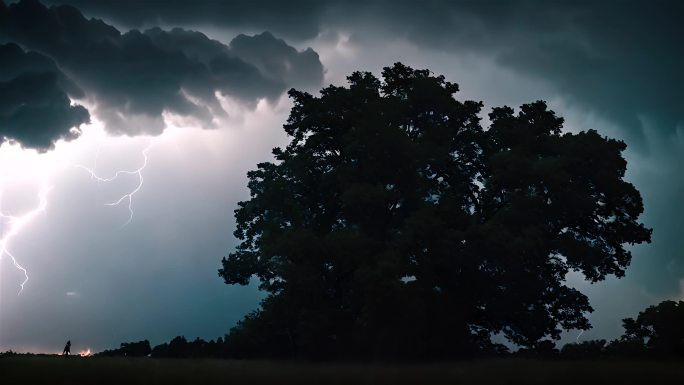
70, 142, 153, 226
575, 330, 585, 343
0, 141, 152, 294
0, 183, 51, 294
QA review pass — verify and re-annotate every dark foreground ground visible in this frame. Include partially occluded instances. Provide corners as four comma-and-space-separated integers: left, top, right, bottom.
1, 356, 683, 385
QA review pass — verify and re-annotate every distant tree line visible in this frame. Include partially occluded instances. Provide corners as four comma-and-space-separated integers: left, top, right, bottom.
97, 340, 152, 357
514, 300, 684, 359
93, 337, 228, 359
88, 300, 684, 360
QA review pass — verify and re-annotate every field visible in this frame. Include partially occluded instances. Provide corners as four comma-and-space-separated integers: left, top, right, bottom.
0, 356, 684, 385
1, 356, 683, 384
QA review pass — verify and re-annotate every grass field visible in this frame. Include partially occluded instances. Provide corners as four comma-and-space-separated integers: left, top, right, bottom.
1, 356, 683, 384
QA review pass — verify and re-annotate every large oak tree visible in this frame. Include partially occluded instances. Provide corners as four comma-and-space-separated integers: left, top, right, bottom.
219, 63, 651, 359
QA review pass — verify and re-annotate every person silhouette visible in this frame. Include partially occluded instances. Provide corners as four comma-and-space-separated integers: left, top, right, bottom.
62, 340, 71, 356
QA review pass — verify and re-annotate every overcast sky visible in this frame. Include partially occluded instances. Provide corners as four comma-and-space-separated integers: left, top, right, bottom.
0, 0, 682, 353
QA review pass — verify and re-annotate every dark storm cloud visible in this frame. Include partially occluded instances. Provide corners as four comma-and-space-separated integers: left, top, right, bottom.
381, 0, 679, 144
43, 0, 326, 40
230, 32, 325, 90
444, 0, 684, 146
0, 42, 89, 150
49, 0, 683, 144
0, 0, 323, 138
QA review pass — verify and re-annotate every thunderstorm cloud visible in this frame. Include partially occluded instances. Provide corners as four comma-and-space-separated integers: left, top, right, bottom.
0, 43, 89, 151
0, 0, 324, 146
50, 0, 683, 143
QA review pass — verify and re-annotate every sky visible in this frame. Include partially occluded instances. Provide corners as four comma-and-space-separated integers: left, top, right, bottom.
0, 0, 682, 353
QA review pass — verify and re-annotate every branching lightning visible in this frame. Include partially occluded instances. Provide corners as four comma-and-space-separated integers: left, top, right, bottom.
0, 183, 51, 294
70, 142, 153, 226
0, 141, 153, 294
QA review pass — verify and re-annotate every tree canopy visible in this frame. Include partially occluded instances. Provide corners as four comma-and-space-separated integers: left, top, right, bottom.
620, 300, 684, 356
219, 63, 651, 359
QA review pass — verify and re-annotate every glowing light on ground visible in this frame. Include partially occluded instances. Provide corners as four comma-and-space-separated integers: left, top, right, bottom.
79, 348, 91, 357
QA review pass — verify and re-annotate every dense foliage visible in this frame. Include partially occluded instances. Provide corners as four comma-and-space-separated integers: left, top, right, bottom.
219, 63, 651, 359
619, 300, 684, 356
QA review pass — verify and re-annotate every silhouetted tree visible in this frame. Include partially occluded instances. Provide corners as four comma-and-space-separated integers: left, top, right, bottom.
151, 336, 226, 358
219, 63, 652, 359
97, 340, 151, 357
514, 340, 559, 359
152, 336, 191, 358
605, 337, 647, 358
618, 300, 684, 356
560, 339, 607, 359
